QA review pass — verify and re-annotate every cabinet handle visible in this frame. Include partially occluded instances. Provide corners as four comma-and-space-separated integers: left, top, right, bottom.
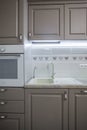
19, 34, 23, 40
0, 115, 7, 119
81, 90, 87, 93
0, 48, 5, 53
64, 92, 68, 100
29, 32, 32, 37
0, 101, 7, 105
0, 88, 7, 92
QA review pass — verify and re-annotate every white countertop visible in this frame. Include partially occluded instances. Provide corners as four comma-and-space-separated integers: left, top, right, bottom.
25, 78, 87, 88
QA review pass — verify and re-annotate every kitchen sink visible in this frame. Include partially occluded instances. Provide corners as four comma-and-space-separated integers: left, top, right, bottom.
29, 78, 53, 84
28, 78, 82, 85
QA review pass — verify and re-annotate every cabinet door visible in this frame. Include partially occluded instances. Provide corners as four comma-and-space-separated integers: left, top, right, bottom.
0, 0, 23, 44
25, 89, 68, 130
0, 114, 24, 130
29, 5, 64, 40
65, 4, 87, 39
69, 89, 87, 130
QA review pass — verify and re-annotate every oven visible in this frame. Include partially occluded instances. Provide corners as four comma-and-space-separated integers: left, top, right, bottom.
0, 45, 24, 87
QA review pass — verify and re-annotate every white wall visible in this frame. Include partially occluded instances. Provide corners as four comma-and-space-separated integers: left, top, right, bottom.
30, 42, 87, 79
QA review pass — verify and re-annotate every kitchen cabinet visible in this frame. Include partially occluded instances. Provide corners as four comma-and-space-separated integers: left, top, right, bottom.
0, 0, 23, 44
28, 5, 64, 40
69, 89, 87, 130
25, 88, 68, 130
0, 88, 24, 130
65, 4, 87, 39
0, 114, 24, 130
29, 2, 87, 40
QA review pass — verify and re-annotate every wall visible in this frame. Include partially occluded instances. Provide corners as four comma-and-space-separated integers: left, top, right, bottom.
28, 41, 87, 80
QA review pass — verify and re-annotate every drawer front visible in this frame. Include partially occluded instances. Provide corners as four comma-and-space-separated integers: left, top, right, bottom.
0, 101, 24, 113
0, 88, 24, 100
0, 113, 24, 130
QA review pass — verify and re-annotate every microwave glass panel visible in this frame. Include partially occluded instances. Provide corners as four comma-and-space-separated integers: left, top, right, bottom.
0, 59, 17, 79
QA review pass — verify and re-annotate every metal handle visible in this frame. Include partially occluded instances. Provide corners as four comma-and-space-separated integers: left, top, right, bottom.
0, 88, 7, 92
29, 32, 32, 37
0, 115, 7, 119
64, 92, 68, 100
0, 48, 5, 52
81, 90, 87, 93
19, 34, 23, 40
0, 54, 21, 57
0, 101, 7, 105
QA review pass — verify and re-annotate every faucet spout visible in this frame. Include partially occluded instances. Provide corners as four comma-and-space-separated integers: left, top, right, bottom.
51, 63, 55, 79
47, 63, 55, 79
33, 66, 37, 78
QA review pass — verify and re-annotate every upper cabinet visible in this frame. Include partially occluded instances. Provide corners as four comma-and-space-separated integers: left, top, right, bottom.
28, 2, 87, 40
28, 5, 64, 40
0, 0, 23, 44
65, 4, 87, 39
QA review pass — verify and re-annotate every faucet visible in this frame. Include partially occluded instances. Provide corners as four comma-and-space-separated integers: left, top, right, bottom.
47, 63, 55, 79
51, 63, 55, 79
33, 66, 37, 78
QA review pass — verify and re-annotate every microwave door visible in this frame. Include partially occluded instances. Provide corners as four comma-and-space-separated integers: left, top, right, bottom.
0, 54, 24, 87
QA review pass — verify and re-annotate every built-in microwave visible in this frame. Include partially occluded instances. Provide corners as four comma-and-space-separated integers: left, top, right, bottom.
0, 45, 24, 87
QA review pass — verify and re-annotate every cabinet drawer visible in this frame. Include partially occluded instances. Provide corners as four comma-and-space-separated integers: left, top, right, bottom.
0, 88, 24, 100
0, 113, 24, 130
0, 101, 24, 113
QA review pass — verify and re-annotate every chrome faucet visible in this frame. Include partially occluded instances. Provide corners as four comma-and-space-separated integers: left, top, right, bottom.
33, 66, 37, 78
51, 63, 55, 79
47, 63, 55, 79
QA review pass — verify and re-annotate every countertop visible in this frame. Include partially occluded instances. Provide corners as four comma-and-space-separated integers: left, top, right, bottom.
25, 78, 87, 89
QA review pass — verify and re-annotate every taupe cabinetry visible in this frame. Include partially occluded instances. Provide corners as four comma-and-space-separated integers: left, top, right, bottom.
0, 0, 23, 44
0, 88, 24, 130
0, 114, 24, 130
69, 89, 87, 130
65, 4, 87, 39
28, 5, 64, 40
29, 2, 87, 40
25, 88, 68, 130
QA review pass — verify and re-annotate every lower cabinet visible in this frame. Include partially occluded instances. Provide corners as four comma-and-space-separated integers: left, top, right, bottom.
0, 114, 24, 130
0, 88, 24, 130
25, 88, 68, 130
69, 89, 87, 130
1, 87, 87, 130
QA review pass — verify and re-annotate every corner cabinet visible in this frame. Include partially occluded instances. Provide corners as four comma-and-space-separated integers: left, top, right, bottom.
28, 5, 64, 40
25, 88, 68, 130
0, 0, 23, 44
69, 89, 87, 130
65, 4, 87, 40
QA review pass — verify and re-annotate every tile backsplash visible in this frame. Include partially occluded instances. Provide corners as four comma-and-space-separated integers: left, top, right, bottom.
30, 43, 87, 79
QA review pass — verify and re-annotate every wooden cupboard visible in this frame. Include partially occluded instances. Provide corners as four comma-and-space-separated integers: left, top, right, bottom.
0, 114, 24, 130
0, 0, 23, 44
25, 88, 68, 130
69, 89, 87, 130
28, 2, 87, 40
0, 88, 24, 130
28, 5, 64, 40
65, 4, 87, 39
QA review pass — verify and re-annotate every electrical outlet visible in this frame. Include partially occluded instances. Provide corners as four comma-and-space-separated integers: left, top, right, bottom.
80, 64, 87, 68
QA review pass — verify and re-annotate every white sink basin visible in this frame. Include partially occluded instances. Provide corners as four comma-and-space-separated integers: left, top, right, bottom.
29, 78, 53, 84
29, 78, 82, 85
